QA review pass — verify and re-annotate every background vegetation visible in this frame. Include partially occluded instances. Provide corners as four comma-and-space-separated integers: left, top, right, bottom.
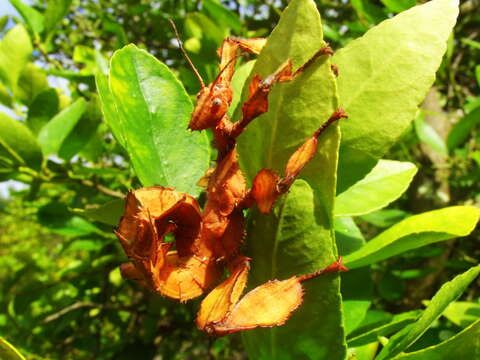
0, 0, 478, 359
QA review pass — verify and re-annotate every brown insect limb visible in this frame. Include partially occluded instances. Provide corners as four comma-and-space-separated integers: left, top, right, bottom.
230, 44, 334, 139
291, 43, 333, 78
169, 19, 205, 88
249, 108, 347, 214
196, 257, 250, 332
199, 257, 348, 337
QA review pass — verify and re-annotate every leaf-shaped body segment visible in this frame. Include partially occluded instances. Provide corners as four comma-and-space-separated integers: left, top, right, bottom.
196, 257, 250, 330
209, 277, 304, 336
116, 186, 221, 301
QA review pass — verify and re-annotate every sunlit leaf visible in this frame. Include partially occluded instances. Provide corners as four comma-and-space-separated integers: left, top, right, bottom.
335, 160, 417, 217
38, 98, 87, 156
333, 0, 459, 191
104, 44, 210, 196
0, 24, 32, 93
8, 0, 45, 35
0, 112, 42, 171
0, 337, 25, 360
344, 206, 480, 269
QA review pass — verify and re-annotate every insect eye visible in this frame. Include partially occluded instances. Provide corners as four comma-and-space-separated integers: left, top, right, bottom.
212, 98, 223, 106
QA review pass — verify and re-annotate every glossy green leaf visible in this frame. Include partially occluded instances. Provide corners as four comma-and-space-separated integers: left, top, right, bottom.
476, 65, 480, 86
336, 217, 372, 335
392, 319, 480, 360
202, 0, 242, 33
335, 160, 417, 217
106, 44, 210, 196
43, 0, 72, 40
376, 264, 480, 360
96, 73, 127, 149
333, 0, 459, 191
344, 206, 480, 269
0, 112, 42, 171
447, 107, 480, 151
0, 24, 32, 93
439, 301, 480, 328
27, 88, 60, 134
8, 0, 45, 35
348, 310, 420, 347
414, 111, 448, 155
239, 1, 345, 358
38, 98, 87, 156
58, 99, 101, 160
0, 337, 25, 360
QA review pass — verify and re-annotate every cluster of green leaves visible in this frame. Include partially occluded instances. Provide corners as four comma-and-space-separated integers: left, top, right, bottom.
0, 0, 479, 359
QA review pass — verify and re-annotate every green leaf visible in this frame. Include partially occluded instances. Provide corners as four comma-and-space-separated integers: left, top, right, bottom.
347, 342, 379, 360
236, 0, 339, 193
8, 0, 45, 35
38, 98, 87, 156
0, 337, 25, 360
106, 44, 210, 196
335, 217, 372, 335
391, 319, 480, 360
95, 73, 127, 149
202, 0, 242, 33
38, 201, 101, 236
439, 301, 480, 328
27, 88, 60, 134
376, 265, 480, 360
0, 24, 32, 93
344, 206, 480, 269
351, 0, 387, 24
348, 310, 420, 347
0, 112, 42, 171
239, 1, 345, 358
228, 60, 255, 118
476, 65, 480, 87
43, 0, 72, 41
15, 63, 49, 105
360, 209, 409, 228
243, 181, 345, 360
0, 83, 12, 108
76, 199, 125, 226
333, 0, 459, 191
335, 160, 417, 217
379, 0, 416, 13
58, 98, 101, 160
414, 111, 448, 155
447, 107, 480, 151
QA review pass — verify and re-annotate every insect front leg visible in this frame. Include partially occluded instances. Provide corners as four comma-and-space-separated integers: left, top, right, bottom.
246, 108, 347, 213
229, 44, 334, 139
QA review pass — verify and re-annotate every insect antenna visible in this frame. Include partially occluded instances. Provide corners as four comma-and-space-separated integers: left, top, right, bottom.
210, 51, 245, 92
168, 18, 205, 88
